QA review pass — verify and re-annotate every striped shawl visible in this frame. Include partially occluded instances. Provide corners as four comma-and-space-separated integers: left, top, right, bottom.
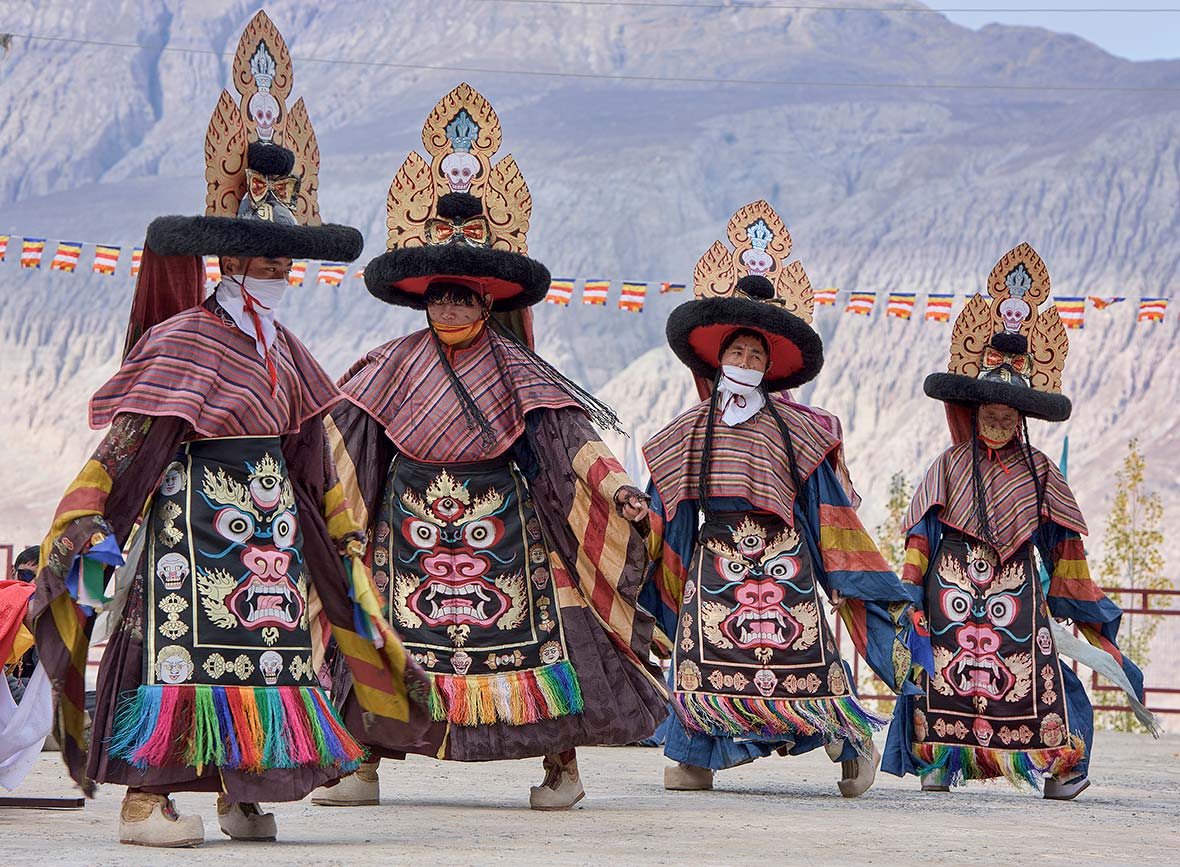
904, 441, 1086, 563
339, 328, 577, 461
643, 394, 841, 526
90, 303, 340, 438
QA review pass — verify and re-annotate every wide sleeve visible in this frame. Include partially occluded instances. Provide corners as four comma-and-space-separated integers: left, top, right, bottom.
901, 508, 943, 595
638, 481, 697, 654
283, 415, 429, 731
524, 407, 664, 682
319, 429, 366, 550
324, 398, 396, 535
1040, 520, 1146, 702
800, 462, 928, 694
28, 411, 189, 794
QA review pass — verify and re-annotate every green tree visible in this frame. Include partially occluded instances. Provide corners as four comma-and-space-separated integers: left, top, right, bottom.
875, 471, 914, 574
1094, 439, 1169, 732
852, 471, 915, 710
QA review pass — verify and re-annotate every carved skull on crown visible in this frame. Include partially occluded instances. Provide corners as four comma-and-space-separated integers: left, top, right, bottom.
441, 152, 480, 193
741, 247, 773, 276
246, 40, 282, 142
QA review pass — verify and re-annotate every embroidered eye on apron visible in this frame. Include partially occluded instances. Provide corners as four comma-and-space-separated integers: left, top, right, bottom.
913, 530, 1079, 781
674, 512, 879, 742
372, 455, 579, 726
110, 437, 363, 774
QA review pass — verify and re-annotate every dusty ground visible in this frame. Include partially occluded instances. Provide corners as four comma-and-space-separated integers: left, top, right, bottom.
1, 732, 1178, 867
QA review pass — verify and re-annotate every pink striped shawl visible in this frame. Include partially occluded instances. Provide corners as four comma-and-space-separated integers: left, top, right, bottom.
90, 306, 340, 437
339, 328, 577, 461
643, 394, 839, 524
905, 440, 1087, 562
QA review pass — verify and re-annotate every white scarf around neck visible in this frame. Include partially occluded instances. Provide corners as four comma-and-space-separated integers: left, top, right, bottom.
716, 364, 766, 426
216, 277, 285, 358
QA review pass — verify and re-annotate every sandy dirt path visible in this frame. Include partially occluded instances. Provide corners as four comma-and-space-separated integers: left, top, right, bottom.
2, 732, 1178, 867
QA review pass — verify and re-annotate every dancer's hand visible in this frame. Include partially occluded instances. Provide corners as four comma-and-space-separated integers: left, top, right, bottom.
615, 486, 650, 523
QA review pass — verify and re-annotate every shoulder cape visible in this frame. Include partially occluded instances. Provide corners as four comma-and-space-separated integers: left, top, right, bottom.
338, 328, 577, 461
90, 305, 340, 438
643, 394, 840, 525
905, 441, 1086, 563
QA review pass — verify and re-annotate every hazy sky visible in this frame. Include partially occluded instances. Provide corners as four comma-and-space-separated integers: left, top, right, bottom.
939, 2, 1180, 61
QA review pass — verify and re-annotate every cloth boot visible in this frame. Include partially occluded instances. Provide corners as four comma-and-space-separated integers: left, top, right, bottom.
118, 791, 204, 848
836, 740, 881, 798
216, 795, 277, 841
663, 763, 715, 791
529, 749, 585, 810
311, 760, 381, 806
1043, 772, 1090, 801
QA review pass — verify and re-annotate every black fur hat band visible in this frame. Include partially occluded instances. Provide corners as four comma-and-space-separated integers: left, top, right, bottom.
363, 243, 551, 312
146, 215, 364, 263
923, 372, 1072, 422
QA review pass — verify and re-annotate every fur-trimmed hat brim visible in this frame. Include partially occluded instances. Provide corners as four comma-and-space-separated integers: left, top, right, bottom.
363, 244, 550, 312
666, 297, 824, 392
147, 216, 364, 262
924, 372, 1072, 422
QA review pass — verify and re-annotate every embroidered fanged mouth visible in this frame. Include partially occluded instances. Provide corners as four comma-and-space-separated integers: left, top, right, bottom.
228, 576, 304, 630
409, 578, 508, 628
946, 652, 1014, 699
721, 608, 800, 649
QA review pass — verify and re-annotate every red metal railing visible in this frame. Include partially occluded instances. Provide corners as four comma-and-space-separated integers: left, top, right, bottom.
835, 585, 1179, 715
1080, 586, 1179, 714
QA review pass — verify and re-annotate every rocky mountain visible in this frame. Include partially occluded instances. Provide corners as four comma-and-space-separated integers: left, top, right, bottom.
2, 0, 1177, 706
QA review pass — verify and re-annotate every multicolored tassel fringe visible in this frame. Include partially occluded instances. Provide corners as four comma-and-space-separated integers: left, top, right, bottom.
109, 685, 366, 774
429, 660, 583, 727
676, 692, 889, 753
914, 735, 1086, 789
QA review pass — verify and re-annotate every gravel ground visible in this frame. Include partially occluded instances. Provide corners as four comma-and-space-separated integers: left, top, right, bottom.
2, 732, 1178, 867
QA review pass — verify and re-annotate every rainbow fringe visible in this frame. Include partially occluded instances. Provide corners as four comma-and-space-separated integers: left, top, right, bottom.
676, 692, 889, 752
429, 660, 583, 727
109, 685, 366, 774
914, 735, 1086, 789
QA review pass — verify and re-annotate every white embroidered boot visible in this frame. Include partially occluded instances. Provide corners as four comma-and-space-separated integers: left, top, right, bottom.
216, 795, 277, 841
920, 768, 950, 792
663, 763, 715, 791
1043, 773, 1090, 801
836, 739, 881, 798
311, 761, 381, 806
529, 749, 585, 811
118, 791, 204, 848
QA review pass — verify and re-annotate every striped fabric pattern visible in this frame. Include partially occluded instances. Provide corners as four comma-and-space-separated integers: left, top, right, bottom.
643, 395, 839, 525
567, 439, 652, 663
339, 328, 578, 462
818, 504, 893, 575
90, 306, 341, 437
1048, 534, 1103, 605
901, 532, 931, 586
905, 441, 1086, 563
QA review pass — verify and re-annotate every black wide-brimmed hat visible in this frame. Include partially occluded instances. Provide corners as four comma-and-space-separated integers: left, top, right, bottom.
925, 242, 1072, 422
364, 192, 549, 311
148, 13, 363, 264
667, 201, 824, 393
364, 83, 550, 313
667, 275, 824, 393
